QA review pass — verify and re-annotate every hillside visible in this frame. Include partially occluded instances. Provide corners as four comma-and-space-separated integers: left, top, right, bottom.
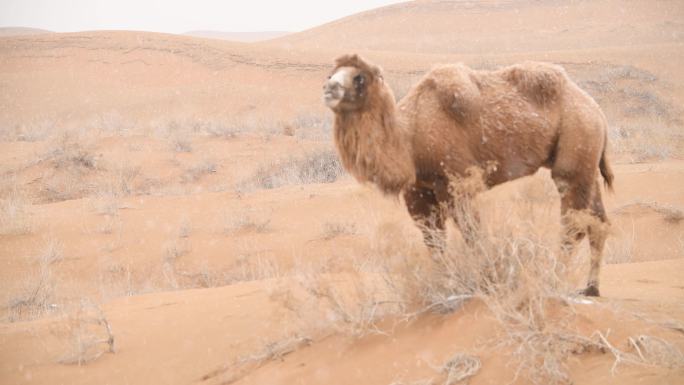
184, 30, 289, 42
270, 0, 684, 54
0, 26, 52, 36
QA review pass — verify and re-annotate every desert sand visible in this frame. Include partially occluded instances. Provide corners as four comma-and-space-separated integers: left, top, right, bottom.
1, 1, 683, 384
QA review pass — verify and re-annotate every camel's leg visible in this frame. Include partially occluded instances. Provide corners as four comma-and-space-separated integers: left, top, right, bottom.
553, 173, 608, 297
584, 181, 609, 297
450, 196, 481, 247
404, 186, 447, 256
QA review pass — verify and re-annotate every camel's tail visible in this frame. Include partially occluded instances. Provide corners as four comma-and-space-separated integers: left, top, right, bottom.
599, 131, 614, 192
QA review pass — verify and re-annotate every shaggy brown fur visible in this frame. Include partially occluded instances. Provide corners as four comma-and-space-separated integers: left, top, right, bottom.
323, 54, 614, 296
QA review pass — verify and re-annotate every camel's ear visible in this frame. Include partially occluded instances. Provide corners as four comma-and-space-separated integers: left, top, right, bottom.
371, 65, 384, 82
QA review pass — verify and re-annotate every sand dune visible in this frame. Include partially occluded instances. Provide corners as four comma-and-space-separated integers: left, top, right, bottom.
184, 30, 290, 42
0, 27, 52, 36
1, 0, 683, 384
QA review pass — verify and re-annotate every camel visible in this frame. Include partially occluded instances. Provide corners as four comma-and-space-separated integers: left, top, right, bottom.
323, 54, 614, 297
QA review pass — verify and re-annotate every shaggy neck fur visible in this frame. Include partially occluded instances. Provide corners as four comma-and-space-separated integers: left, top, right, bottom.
333, 82, 416, 195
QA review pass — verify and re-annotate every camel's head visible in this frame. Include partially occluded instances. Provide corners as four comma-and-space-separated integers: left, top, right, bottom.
323, 54, 384, 112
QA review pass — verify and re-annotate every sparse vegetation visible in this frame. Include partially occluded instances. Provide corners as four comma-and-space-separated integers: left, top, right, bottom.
6, 258, 56, 322
0, 187, 32, 235
170, 135, 193, 153
220, 208, 272, 234
290, 112, 332, 140
613, 200, 684, 223
59, 299, 115, 365
38, 236, 64, 266
162, 238, 190, 289
200, 334, 312, 384
321, 221, 357, 240
241, 149, 346, 191
181, 158, 217, 183
274, 188, 684, 384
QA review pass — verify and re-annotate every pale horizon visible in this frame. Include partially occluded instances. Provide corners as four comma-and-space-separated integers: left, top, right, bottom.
0, 0, 405, 34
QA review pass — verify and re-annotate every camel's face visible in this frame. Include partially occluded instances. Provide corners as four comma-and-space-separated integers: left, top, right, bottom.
323, 66, 369, 111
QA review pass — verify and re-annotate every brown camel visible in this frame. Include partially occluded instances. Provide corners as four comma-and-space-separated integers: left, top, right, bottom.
323, 54, 614, 297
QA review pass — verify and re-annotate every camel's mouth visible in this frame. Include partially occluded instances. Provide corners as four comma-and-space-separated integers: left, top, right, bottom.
323, 87, 344, 108
323, 67, 353, 109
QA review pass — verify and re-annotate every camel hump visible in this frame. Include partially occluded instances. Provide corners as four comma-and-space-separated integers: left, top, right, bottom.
426, 63, 482, 123
503, 62, 567, 105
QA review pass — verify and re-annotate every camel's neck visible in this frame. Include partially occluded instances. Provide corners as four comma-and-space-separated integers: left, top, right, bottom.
333, 85, 415, 195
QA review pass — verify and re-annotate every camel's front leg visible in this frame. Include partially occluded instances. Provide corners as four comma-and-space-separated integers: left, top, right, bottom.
449, 195, 481, 248
403, 186, 447, 257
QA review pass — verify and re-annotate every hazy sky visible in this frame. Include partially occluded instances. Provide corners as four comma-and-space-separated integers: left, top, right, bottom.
0, 0, 405, 33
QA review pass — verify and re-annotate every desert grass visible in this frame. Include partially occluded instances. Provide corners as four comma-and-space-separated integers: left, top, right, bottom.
573, 63, 682, 161
181, 157, 217, 183
269, 173, 682, 384
240, 149, 345, 191
2, 119, 55, 142
6, 256, 56, 322
0, 185, 33, 235
169, 134, 193, 153
289, 112, 333, 141
37, 236, 64, 266
200, 334, 312, 384
59, 299, 115, 365
604, 220, 636, 264
162, 238, 191, 289
46, 131, 98, 170
219, 208, 272, 235
440, 353, 482, 385
321, 220, 357, 240
613, 200, 684, 224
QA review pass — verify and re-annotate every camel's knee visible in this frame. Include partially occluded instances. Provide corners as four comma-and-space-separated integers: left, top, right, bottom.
404, 186, 447, 251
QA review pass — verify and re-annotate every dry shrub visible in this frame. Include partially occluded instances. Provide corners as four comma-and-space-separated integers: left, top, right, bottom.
173, 254, 283, 292
200, 334, 311, 384
629, 334, 684, 369
37, 131, 100, 202
181, 158, 217, 183
6, 259, 56, 322
38, 236, 64, 265
59, 299, 115, 365
613, 200, 684, 224
441, 353, 481, 385
162, 238, 190, 289
219, 208, 272, 235
47, 132, 98, 170
170, 134, 193, 153
321, 221, 357, 240
3, 119, 55, 141
240, 149, 345, 191
290, 112, 332, 140
0, 186, 33, 235
223, 255, 282, 284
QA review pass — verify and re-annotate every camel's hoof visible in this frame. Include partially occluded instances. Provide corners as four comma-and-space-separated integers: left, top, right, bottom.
579, 285, 600, 297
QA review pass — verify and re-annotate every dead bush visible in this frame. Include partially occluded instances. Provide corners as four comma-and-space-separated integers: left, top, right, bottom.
6, 260, 56, 322
241, 149, 345, 191
59, 299, 115, 365
0, 187, 32, 235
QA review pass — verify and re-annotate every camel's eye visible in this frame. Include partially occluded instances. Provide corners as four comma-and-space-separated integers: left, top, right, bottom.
353, 74, 365, 88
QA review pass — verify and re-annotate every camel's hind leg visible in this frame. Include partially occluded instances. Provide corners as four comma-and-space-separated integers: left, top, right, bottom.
552, 174, 609, 297
584, 181, 609, 296
404, 186, 447, 256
